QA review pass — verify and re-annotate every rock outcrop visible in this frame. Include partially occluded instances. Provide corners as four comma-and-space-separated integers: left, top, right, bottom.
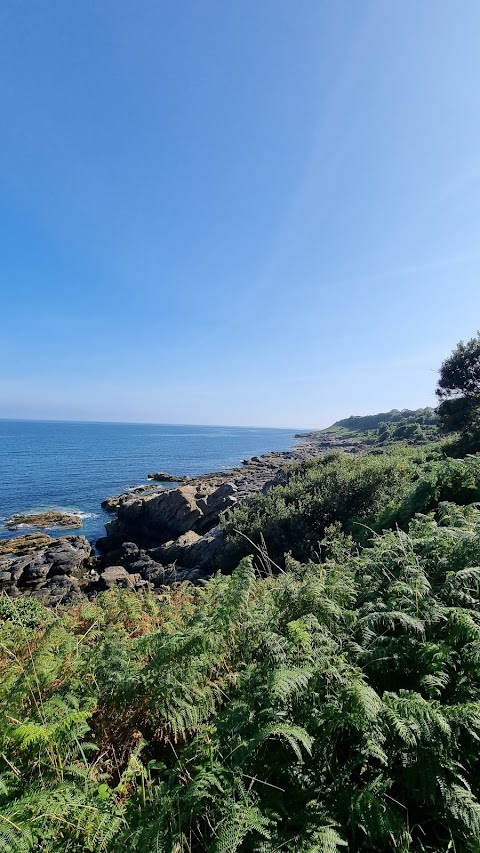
98, 479, 237, 574
103, 484, 203, 547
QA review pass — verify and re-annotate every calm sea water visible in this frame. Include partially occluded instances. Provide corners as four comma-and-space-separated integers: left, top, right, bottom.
0, 420, 296, 543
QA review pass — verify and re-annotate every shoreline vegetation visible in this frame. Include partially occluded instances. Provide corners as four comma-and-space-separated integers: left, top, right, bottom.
2, 336, 480, 851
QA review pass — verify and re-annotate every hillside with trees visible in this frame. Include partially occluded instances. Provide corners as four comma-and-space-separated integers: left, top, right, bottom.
2, 334, 480, 852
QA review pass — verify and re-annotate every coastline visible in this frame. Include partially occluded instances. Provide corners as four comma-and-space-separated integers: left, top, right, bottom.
0, 421, 297, 544
0, 426, 361, 605
100, 427, 361, 514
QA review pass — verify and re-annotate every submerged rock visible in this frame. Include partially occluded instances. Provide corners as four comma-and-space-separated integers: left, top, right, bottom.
147, 471, 189, 483
5, 511, 83, 530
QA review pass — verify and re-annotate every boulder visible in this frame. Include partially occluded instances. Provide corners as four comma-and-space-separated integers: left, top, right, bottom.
111, 541, 165, 581
98, 566, 157, 592
98, 566, 134, 589
150, 525, 225, 570
195, 483, 238, 532
120, 541, 142, 562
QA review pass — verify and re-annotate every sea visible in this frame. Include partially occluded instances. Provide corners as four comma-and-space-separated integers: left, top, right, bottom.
0, 420, 297, 544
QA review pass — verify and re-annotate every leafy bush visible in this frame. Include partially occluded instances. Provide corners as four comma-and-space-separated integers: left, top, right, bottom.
223, 447, 434, 567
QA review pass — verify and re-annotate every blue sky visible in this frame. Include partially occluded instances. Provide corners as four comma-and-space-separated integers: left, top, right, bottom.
1, 1, 479, 428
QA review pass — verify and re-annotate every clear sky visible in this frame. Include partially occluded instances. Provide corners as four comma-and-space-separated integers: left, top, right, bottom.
1, 1, 479, 428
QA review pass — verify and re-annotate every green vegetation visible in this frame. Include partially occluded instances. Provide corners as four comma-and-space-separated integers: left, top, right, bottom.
327, 407, 439, 435
2, 337, 480, 851
224, 446, 480, 568
437, 332, 480, 450
322, 408, 440, 446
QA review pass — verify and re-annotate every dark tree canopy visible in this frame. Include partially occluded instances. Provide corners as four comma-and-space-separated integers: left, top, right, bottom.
436, 332, 480, 432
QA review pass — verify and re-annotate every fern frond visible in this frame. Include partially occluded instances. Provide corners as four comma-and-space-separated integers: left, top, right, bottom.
269, 667, 314, 702
260, 723, 313, 763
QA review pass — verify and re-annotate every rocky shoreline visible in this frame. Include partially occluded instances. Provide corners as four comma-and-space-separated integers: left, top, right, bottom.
0, 430, 361, 606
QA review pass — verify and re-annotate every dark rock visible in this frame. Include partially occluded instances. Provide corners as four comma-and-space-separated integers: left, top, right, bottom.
0, 535, 95, 593
95, 534, 124, 555
20, 562, 51, 585
134, 561, 167, 588
120, 542, 141, 560
5, 585, 21, 598
111, 542, 164, 580
32, 575, 82, 606
42, 539, 93, 578
0, 570, 14, 589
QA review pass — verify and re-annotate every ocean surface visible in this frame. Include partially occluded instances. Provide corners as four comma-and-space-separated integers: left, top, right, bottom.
0, 420, 297, 543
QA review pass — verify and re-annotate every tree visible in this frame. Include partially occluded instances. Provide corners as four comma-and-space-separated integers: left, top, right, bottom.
436, 332, 480, 434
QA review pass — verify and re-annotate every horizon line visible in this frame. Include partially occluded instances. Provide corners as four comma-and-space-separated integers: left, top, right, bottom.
0, 416, 315, 432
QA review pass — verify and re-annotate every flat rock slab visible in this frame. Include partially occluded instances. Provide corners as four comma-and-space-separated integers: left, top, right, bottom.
0, 532, 53, 557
